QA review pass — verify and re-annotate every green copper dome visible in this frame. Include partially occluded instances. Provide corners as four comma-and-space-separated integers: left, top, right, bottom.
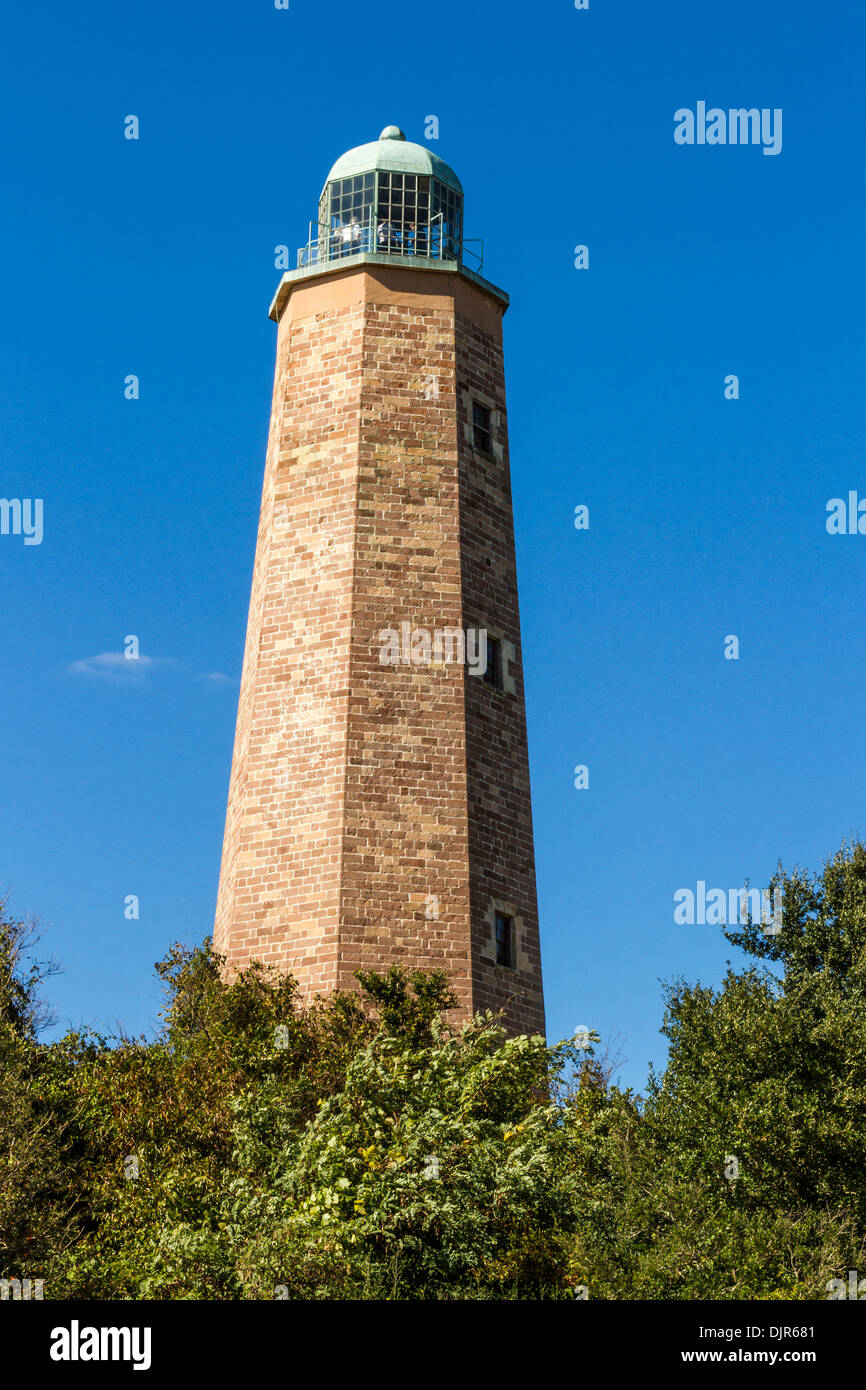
322, 125, 463, 196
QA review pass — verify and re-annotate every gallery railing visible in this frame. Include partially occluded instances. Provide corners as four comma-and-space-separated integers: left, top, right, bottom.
297, 213, 483, 274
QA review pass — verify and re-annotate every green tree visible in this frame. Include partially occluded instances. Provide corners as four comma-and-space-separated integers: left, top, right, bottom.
567, 841, 866, 1298
5, 837, 866, 1301
0, 902, 75, 1280
218, 1014, 577, 1297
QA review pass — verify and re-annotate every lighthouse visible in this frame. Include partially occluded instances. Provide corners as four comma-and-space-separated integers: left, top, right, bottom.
213, 126, 545, 1035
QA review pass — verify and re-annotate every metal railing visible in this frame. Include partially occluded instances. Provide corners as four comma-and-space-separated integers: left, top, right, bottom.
297, 212, 483, 274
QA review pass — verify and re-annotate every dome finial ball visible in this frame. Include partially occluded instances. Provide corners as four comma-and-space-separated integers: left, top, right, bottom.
379, 125, 406, 141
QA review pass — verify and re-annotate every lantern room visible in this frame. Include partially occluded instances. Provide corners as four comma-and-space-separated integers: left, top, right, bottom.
298, 125, 475, 271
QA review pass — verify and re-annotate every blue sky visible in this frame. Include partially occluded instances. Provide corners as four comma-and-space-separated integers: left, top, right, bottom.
1, 0, 863, 1089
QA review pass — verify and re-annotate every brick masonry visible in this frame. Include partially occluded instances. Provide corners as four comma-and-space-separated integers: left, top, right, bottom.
213, 262, 545, 1035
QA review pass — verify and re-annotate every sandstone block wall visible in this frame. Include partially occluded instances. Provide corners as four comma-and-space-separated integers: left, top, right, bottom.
214, 263, 544, 1035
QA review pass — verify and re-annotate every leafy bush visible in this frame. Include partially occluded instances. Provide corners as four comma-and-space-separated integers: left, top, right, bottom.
2, 840, 865, 1299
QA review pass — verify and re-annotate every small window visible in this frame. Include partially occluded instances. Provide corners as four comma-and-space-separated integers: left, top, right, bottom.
483, 635, 502, 688
495, 912, 515, 968
472, 401, 492, 453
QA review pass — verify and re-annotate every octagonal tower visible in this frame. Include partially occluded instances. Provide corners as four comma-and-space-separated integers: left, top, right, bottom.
213, 127, 545, 1035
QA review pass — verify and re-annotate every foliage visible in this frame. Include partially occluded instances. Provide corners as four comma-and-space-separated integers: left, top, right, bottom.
1, 841, 865, 1298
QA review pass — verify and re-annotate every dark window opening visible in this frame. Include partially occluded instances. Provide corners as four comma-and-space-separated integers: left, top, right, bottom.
495, 912, 515, 968
483, 635, 502, 688
472, 401, 492, 453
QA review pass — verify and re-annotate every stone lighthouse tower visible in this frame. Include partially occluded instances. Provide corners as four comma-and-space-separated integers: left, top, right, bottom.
214, 126, 544, 1035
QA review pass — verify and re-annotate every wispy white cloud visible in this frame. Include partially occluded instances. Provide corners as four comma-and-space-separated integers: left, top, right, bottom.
67, 652, 175, 680
67, 653, 236, 686
198, 671, 235, 685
